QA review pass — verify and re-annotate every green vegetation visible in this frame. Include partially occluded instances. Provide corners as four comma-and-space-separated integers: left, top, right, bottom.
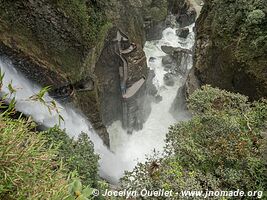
0, 116, 68, 200
200, 0, 267, 98
143, 0, 168, 22
0, 114, 99, 200
211, 0, 267, 58
121, 85, 267, 199
54, 0, 108, 46
0, 76, 100, 199
44, 128, 99, 187
0, 107, 106, 200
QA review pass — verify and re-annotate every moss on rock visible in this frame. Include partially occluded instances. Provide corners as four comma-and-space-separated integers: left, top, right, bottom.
193, 0, 267, 100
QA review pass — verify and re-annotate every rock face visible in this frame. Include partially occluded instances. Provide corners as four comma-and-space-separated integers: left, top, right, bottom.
168, 0, 196, 27
191, 0, 267, 100
0, 0, 111, 145
0, 0, 172, 145
176, 27, 189, 38
176, 7, 196, 27
164, 73, 175, 86
141, 0, 168, 40
161, 45, 192, 75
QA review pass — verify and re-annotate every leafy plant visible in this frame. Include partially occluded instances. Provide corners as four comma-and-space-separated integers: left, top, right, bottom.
122, 86, 267, 199
0, 72, 100, 199
0, 116, 69, 200
247, 9, 266, 25
44, 127, 99, 187
67, 174, 95, 200
29, 86, 64, 125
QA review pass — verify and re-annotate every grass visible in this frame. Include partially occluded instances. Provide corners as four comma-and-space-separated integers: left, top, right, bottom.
0, 116, 69, 200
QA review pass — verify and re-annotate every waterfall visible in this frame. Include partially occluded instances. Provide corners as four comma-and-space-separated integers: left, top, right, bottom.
108, 24, 195, 178
0, 58, 122, 183
0, 23, 195, 184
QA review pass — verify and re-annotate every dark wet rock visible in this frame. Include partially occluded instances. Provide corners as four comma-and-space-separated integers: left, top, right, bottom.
155, 94, 163, 103
145, 20, 166, 41
161, 46, 175, 55
149, 83, 158, 96
139, 0, 169, 41
161, 45, 192, 55
168, 0, 197, 27
162, 55, 174, 65
164, 73, 175, 86
168, 0, 190, 15
176, 27, 189, 38
176, 7, 196, 27
149, 57, 156, 62
164, 64, 173, 70
170, 84, 187, 114
73, 77, 94, 91
185, 68, 200, 98
161, 46, 191, 75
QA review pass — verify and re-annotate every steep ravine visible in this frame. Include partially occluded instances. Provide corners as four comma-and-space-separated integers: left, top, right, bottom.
187, 0, 267, 99
0, 0, 171, 146
0, 20, 196, 185
0, 0, 198, 146
0, 0, 199, 184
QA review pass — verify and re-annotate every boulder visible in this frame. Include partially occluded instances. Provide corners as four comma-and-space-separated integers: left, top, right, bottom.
176, 27, 189, 38
161, 45, 175, 55
162, 55, 174, 65
149, 57, 156, 62
176, 7, 197, 27
161, 45, 192, 55
164, 73, 175, 86
163, 64, 173, 70
155, 94, 163, 103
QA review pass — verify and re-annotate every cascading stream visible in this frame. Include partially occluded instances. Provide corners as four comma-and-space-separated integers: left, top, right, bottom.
108, 24, 195, 179
0, 23, 195, 184
0, 58, 122, 183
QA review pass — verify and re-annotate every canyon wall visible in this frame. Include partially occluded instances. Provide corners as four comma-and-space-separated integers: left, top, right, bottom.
0, 0, 172, 145
188, 0, 267, 100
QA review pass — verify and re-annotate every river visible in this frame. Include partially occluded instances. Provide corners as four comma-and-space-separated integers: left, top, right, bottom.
0, 22, 195, 184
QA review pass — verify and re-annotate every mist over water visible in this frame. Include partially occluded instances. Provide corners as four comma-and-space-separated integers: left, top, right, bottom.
108, 24, 195, 180
0, 58, 121, 182
0, 23, 195, 184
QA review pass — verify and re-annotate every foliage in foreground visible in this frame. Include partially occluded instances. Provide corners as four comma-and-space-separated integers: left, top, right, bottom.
0, 114, 101, 200
44, 127, 99, 187
121, 85, 267, 199
0, 116, 68, 200
0, 74, 100, 199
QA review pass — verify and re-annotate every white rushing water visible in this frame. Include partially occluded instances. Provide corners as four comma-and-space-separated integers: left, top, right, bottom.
0, 57, 124, 182
108, 24, 195, 180
0, 23, 195, 184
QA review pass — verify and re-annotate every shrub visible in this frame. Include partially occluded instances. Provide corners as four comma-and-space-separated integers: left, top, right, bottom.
247, 9, 266, 25
54, 0, 108, 46
121, 86, 267, 199
44, 127, 99, 187
0, 75, 99, 199
0, 117, 69, 200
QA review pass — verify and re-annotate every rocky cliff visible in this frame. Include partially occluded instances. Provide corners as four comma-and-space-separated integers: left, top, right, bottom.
189, 0, 267, 100
0, 0, 172, 145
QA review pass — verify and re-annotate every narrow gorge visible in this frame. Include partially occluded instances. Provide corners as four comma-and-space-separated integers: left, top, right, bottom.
0, 0, 266, 199
0, 0, 197, 183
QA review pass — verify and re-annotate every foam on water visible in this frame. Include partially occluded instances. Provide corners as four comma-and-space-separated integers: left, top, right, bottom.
0, 58, 121, 182
108, 24, 195, 180
0, 23, 195, 184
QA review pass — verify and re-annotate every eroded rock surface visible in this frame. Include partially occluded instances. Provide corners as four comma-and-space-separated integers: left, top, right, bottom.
191, 0, 267, 100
